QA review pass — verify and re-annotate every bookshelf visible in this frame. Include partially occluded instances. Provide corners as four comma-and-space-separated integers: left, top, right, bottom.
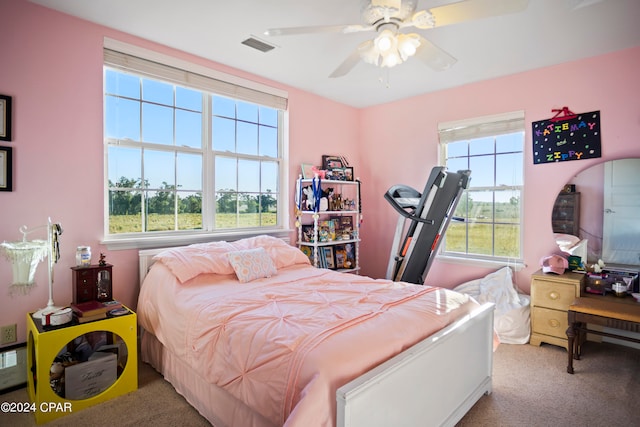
295, 176, 361, 273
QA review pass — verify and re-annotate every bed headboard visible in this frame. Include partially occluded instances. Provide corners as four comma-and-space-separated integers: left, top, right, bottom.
138, 246, 170, 286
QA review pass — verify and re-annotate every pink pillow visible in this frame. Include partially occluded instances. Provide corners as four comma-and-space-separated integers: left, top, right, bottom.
227, 247, 277, 283
152, 236, 310, 283
153, 241, 236, 283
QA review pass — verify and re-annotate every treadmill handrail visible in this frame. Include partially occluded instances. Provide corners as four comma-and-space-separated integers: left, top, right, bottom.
384, 189, 436, 225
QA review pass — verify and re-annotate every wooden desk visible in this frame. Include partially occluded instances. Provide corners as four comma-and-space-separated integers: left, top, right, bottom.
566, 297, 640, 374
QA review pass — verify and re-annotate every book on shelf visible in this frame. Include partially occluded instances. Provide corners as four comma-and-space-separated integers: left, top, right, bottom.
71, 300, 122, 317
74, 312, 108, 323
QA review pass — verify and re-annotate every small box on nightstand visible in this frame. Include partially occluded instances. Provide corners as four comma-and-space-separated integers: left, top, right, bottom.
71, 264, 112, 303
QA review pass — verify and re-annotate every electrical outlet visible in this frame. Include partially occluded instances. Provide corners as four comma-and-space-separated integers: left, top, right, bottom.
1, 324, 17, 344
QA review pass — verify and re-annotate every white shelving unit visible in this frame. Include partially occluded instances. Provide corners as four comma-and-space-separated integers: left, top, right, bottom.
295, 176, 361, 273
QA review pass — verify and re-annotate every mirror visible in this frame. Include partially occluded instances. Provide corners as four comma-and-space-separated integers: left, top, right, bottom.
553, 158, 640, 267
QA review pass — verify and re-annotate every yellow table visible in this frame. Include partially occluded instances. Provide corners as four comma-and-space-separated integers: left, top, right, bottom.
26, 307, 137, 424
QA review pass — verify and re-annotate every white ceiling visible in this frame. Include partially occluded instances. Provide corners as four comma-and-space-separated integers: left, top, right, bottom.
30, 0, 640, 108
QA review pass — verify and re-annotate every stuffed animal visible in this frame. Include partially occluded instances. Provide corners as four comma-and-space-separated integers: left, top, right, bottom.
302, 186, 315, 210
319, 187, 333, 211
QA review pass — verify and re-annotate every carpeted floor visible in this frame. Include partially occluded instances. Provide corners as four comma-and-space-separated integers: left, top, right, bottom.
1, 341, 638, 426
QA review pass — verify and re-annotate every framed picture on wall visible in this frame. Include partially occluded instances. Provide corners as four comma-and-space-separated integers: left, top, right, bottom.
0, 146, 12, 192
0, 95, 12, 142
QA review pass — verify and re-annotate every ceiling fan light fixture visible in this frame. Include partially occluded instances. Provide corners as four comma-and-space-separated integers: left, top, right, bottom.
397, 33, 420, 60
358, 40, 380, 66
381, 50, 401, 68
375, 29, 396, 52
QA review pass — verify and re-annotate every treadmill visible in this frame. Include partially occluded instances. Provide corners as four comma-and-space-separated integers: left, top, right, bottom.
385, 167, 471, 285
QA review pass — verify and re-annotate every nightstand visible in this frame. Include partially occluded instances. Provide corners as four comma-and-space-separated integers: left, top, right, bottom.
530, 269, 585, 350
26, 308, 137, 424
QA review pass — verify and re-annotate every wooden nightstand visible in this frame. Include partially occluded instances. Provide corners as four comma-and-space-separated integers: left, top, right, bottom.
26, 308, 137, 424
530, 269, 585, 350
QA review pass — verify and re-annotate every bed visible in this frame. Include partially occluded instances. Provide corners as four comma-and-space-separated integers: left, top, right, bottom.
137, 235, 495, 427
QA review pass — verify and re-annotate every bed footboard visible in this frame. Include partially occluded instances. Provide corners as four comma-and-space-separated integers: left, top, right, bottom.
337, 302, 494, 427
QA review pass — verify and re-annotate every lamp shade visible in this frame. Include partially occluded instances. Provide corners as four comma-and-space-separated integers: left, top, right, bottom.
397, 33, 421, 60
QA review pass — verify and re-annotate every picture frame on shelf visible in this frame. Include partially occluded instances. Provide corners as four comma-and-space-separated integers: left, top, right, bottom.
339, 216, 354, 236
334, 244, 356, 270
344, 166, 354, 181
0, 95, 12, 142
300, 163, 315, 179
318, 219, 336, 241
323, 246, 335, 269
322, 155, 344, 170
301, 224, 315, 242
0, 146, 12, 192
326, 168, 346, 181
344, 242, 356, 269
334, 245, 347, 269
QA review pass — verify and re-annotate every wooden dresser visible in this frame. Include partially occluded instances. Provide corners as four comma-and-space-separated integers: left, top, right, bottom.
530, 269, 585, 349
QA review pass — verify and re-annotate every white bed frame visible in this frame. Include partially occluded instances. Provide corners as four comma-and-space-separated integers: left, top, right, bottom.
139, 246, 495, 427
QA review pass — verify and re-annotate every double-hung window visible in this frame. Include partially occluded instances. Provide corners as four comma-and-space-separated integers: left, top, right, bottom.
103, 43, 288, 248
438, 111, 525, 266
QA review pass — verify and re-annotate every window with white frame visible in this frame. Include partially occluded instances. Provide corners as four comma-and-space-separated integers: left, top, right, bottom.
438, 111, 525, 264
103, 46, 287, 245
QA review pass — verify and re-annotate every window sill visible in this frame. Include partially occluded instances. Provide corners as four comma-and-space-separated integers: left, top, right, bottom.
437, 254, 526, 271
101, 228, 294, 251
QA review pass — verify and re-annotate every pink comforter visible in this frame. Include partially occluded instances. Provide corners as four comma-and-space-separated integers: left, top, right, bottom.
138, 262, 478, 427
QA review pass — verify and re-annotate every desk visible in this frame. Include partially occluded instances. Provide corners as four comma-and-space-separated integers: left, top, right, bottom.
566, 297, 640, 374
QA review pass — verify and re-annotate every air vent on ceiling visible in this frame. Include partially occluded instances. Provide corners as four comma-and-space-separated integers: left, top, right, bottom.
242, 37, 276, 53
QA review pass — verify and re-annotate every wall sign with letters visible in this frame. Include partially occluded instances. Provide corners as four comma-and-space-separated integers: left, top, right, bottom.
532, 108, 601, 164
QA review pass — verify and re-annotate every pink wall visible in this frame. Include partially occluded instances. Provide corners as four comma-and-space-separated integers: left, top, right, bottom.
0, 0, 358, 345
358, 46, 640, 292
1, 0, 639, 347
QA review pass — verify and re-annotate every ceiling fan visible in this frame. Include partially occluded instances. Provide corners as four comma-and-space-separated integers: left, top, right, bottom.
264, 0, 530, 78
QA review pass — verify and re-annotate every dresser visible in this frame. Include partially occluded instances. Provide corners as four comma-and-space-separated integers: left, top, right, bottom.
530, 269, 585, 349
551, 192, 580, 236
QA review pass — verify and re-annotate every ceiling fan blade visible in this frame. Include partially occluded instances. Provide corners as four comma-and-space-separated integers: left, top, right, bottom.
265, 24, 371, 37
414, 36, 457, 71
428, 0, 529, 28
568, 0, 604, 10
329, 49, 363, 78
372, 0, 402, 9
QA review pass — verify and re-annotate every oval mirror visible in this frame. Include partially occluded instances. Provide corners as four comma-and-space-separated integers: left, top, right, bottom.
552, 158, 640, 267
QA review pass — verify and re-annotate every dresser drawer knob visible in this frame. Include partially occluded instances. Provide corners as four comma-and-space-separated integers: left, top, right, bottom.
548, 319, 560, 328
548, 291, 560, 300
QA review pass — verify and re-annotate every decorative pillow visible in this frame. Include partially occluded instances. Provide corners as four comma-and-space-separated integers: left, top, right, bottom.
227, 247, 277, 283
230, 235, 311, 269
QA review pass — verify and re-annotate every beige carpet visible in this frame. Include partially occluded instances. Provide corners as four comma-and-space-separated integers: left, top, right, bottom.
1, 341, 638, 426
